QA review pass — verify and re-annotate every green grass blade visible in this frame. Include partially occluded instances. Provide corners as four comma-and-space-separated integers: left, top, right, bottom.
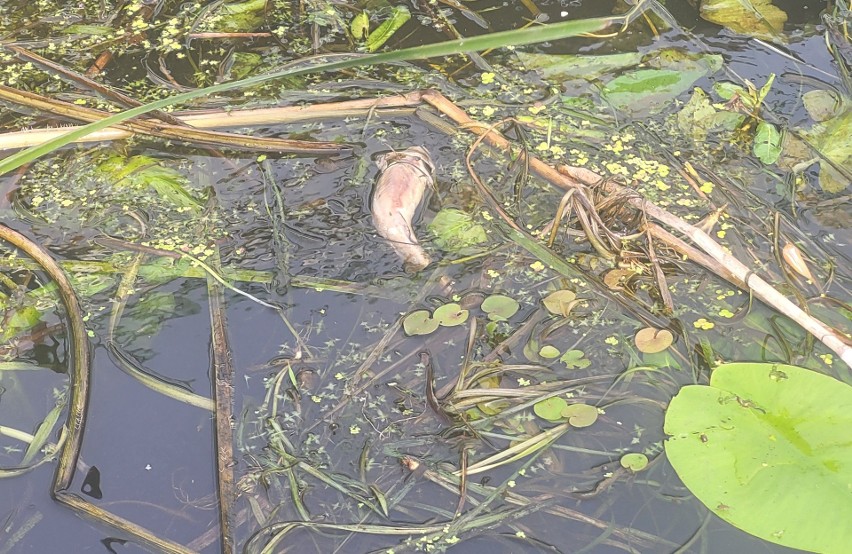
0, 17, 610, 175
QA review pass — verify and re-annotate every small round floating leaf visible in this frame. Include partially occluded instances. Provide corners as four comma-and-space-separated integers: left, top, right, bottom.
620, 452, 648, 472
403, 310, 438, 336
533, 396, 568, 421
543, 290, 577, 317
434, 303, 469, 327
481, 294, 520, 321
562, 403, 598, 427
664, 362, 852, 553
560, 349, 591, 369
635, 327, 673, 353
539, 345, 561, 359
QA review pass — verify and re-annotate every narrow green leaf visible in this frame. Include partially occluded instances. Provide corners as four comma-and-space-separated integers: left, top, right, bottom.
366, 7, 411, 52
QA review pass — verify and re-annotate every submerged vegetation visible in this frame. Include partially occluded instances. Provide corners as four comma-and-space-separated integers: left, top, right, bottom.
0, 0, 850, 553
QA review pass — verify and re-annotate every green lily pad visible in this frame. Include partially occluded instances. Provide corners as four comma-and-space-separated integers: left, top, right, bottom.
620, 453, 649, 472
664, 362, 852, 553
542, 289, 577, 317
402, 310, 438, 336
428, 208, 488, 253
533, 396, 568, 422
560, 349, 591, 370
601, 54, 719, 115
753, 121, 782, 165
634, 327, 673, 354
539, 345, 561, 359
433, 303, 469, 327
481, 294, 520, 321
562, 403, 598, 428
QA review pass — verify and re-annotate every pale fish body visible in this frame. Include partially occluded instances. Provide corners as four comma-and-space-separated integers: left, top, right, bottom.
371, 146, 435, 272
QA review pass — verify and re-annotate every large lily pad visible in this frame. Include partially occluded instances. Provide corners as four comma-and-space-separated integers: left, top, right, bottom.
700, 0, 788, 41
664, 362, 852, 553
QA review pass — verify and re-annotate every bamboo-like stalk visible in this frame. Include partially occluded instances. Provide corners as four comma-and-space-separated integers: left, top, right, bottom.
0, 84, 349, 154
0, 92, 424, 150
419, 90, 852, 369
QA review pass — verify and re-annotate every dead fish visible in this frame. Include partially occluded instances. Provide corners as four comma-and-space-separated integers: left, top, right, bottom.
371, 146, 435, 272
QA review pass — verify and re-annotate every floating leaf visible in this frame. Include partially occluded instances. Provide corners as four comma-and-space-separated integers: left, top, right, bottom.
517, 51, 643, 81
96, 155, 202, 211
523, 336, 541, 362
620, 453, 648, 472
350, 11, 369, 40
700, 0, 788, 41
601, 53, 721, 115
560, 349, 591, 370
562, 403, 598, 427
805, 109, 852, 193
366, 6, 410, 52
403, 310, 438, 336
539, 345, 561, 359
428, 208, 488, 253
533, 396, 568, 421
753, 121, 782, 165
802, 90, 842, 123
481, 294, 520, 321
664, 362, 852, 553
214, 0, 267, 32
634, 327, 673, 354
542, 289, 577, 317
434, 303, 469, 327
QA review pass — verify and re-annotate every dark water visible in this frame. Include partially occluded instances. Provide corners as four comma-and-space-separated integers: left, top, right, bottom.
0, 1, 848, 553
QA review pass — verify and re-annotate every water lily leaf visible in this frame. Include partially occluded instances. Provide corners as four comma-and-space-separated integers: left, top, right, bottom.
481, 294, 520, 321
601, 69, 709, 113
351, 11, 369, 40
403, 310, 438, 336
620, 452, 648, 472
700, 0, 788, 41
539, 345, 561, 359
533, 396, 568, 422
806, 109, 852, 193
802, 90, 842, 123
753, 121, 782, 165
634, 327, 673, 354
560, 349, 591, 370
664, 362, 852, 553
366, 6, 410, 52
562, 403, 598, 427
517, 51, 643, 81
428, 208, 487, 253
542, 289, 577, 317
434, 302, 469, 327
